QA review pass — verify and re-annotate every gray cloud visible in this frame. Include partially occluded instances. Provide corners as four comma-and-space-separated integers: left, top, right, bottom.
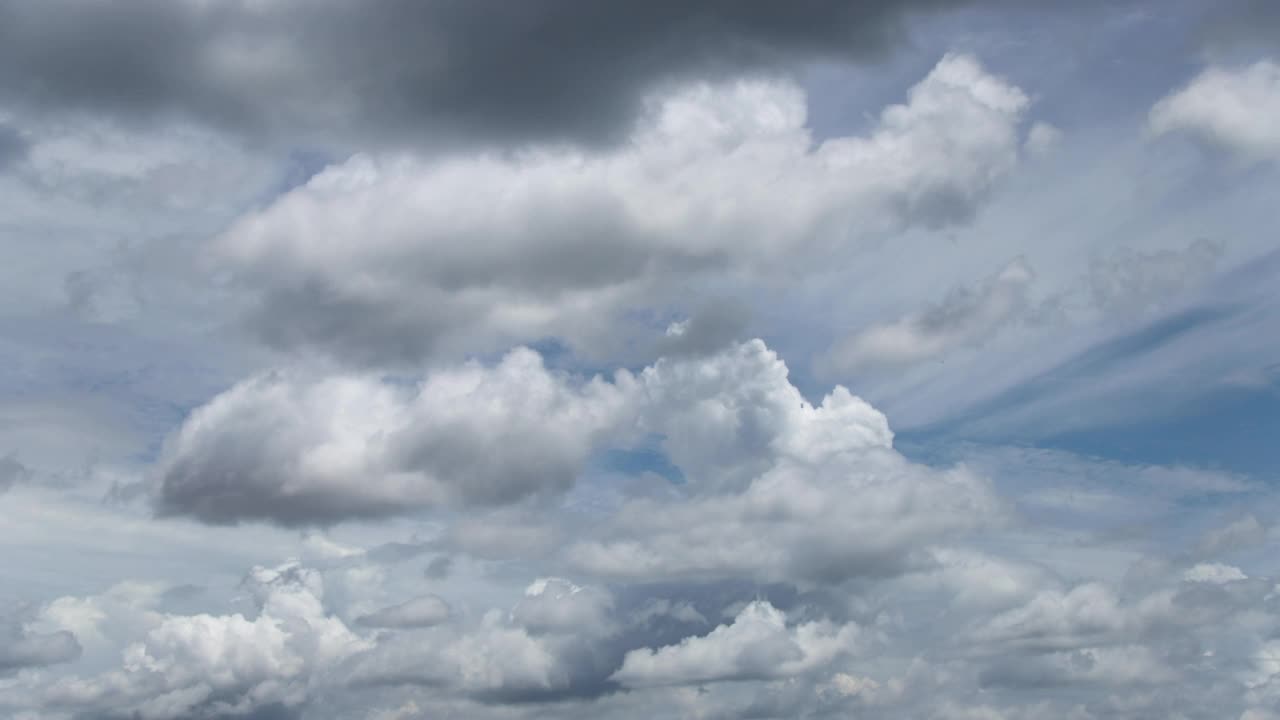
424, 556, 453, 580
1088, 238, 1225, 314
653, 300, 753, 359
356, 595, 451, 629
0, 123, 25, 171
0, 0, 972, 150
0, 625, 81, 674
1196, 514, 1269, 558
611, 600, 858, 687
822, 257, 1039, 373
0, 453, 29, 493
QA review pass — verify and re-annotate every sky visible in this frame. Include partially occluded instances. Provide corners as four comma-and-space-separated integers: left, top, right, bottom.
1, 1, 1279, 718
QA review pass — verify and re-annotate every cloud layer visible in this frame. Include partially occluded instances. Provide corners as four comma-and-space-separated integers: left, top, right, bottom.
3, 4, 1280, 719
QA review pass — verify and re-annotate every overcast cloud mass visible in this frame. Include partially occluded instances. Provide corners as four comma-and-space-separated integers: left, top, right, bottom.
3, 1, 1280, 719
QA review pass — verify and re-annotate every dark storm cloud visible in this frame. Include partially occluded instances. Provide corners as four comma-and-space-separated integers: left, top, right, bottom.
0, 0, 967, 149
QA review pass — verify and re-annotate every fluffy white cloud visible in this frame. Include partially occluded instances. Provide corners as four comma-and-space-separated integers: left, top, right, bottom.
1150, 60, 1280, 163
1184, 563, 1248, 584
215, 54, 1030, 364
900, 547, 1058, 610
37, 563, 368, 720
971, 583, 1147, 652
611, 600, 858, 687
7, 506, 1280, 719
343, 581, 621, 702
634, 337, 894, 492
567, 343, 1000, 584
31, 581, 169, 658
439, 616, 568, 696
513, 579, 614, 637
155, 336, 999, 557
158, 336, 1001, 593
154, 347, 632, 525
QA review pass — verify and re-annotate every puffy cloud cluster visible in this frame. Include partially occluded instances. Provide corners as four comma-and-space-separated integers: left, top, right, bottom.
215, 54, 1029, 364
36, 564, 367, 720
567, 379, 997, 584
342, 578, 627, 704
611, 600, 859, 687
155, 348, 631, 525
156, 339, 1001, 591
5, 499, 1280, 720
118, 335, 1014, 712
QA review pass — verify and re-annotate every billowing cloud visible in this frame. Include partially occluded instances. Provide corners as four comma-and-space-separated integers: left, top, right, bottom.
156, 338, 1000, 588
513, 579, 614, 638
154, 348, 632, 525
612, 600, 858, 687
565, 341, 1000, 584
37, 564, 368, 720
343, 579, 627, 704
1150, 60, 1280, 164
216, 54, 1029, 364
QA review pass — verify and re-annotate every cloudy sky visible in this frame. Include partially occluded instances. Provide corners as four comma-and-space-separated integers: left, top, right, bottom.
1, 1, 1279, 718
